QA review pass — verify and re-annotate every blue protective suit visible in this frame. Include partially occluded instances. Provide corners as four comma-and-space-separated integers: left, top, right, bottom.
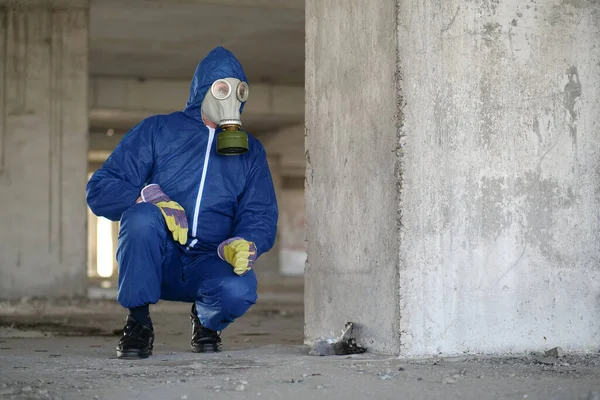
86, 47, 278, 331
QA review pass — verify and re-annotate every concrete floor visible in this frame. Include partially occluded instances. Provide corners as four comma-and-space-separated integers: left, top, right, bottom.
1, 281, 599, 400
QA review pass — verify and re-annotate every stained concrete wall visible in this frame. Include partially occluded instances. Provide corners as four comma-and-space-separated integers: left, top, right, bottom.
0, 1, 89, 298
306, 0, 600, 356
305, 1, 401, 353
398, 0, 600, 356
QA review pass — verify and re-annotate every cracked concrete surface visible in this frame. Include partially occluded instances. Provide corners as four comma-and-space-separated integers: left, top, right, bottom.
1, 285, 599, 400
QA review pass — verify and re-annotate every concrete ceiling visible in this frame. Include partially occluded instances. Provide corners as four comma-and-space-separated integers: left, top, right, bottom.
89, 0, 305, 85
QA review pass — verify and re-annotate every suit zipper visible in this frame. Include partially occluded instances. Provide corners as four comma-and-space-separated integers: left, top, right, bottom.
186, 127, 215, 251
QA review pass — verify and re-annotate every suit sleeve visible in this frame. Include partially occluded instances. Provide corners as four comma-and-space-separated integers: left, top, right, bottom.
233, 147, 279, 257
86, 117, 157, 221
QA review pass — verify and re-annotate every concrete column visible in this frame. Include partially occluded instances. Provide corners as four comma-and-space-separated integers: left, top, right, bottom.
305, 1, 402, 354
254, 153, 282, 284
306, 0, 600, 356
0, 0, 89, 298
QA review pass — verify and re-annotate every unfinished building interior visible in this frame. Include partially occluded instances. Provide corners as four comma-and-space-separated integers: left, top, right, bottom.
1, 0, 599, 399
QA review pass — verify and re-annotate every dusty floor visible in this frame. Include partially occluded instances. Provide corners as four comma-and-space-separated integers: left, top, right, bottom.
1, 281, 599, 400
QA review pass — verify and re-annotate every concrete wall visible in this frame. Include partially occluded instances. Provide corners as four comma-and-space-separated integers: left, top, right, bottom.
279, 186, 305, 276
306, 0, 600, 356
398, 0, 600, 356
305, 0, 401, 354
263, 124, 305, 178
0, 1, 89, 298
264, 124, 306, 276
252, 154, 282, 283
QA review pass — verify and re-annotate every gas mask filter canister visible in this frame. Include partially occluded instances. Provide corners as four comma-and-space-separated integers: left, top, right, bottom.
201, 78, 250, 155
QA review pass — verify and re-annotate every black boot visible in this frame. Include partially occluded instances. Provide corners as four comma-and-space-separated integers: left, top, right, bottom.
117, 316, 154, 359
190, 304, 221, 353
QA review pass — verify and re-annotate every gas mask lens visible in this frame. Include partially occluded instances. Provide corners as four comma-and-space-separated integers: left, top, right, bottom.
237, 81, 249, 102
211, 79, 232, 100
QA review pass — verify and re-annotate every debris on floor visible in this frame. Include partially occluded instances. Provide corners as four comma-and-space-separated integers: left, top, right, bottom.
534, 355, 559, 365
308, 322, 367, 356
544, 347, 564, 358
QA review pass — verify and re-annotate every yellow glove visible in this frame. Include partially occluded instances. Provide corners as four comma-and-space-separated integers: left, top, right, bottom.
141, 184, 188, 245
154, 201, 188, 245
218, 237, 257, 275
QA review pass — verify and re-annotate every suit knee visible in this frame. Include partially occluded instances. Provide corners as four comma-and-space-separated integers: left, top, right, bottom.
120, 202, 165, 235
117, 202, 168, 266
220, 276, 257, 318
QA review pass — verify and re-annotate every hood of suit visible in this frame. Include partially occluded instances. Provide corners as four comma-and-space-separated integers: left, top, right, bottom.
183, 46, 248, 122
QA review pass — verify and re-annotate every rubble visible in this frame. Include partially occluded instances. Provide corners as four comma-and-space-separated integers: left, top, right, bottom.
308, 322, 367, 356
544, 347, 564, 358
533, 356, 558, 366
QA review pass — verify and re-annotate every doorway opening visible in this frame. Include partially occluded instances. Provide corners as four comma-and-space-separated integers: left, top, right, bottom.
87, 173, 119, 292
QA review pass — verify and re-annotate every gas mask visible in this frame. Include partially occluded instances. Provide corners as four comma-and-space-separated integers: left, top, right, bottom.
202, 77, 250, 155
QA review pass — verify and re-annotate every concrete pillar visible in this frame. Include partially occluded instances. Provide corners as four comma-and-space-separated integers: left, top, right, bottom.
254, 153, 282, 284
0, 0, 89, 298
305, 0, 600, 356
